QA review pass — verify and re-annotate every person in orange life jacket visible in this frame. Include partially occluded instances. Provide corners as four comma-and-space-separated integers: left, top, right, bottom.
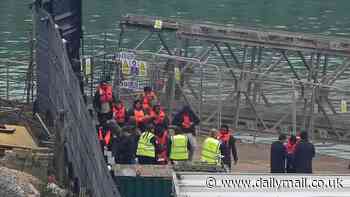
167, 126, 193, 164
150, 104, 169, 128
97, 126, 113, 154
93, 80, 114, 125
285, 135, 298, 173
172, 105, 200, 160
154, 124, 170, 165
112, 100, 128, 127
172, 106, 200, 135
128, 100, 148, 131
141, 86, 158, 112
217, 125, 238, 170
136, 124, 159, 164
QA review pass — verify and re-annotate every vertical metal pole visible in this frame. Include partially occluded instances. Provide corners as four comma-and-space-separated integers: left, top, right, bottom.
308, 87, 315, 140
323, 54, 328, 77
169, 64, 176, 116
291, 80, 297, 135
247, 46, 256, 103
103, 32, 107, 78
199, 64, 203, 131
91, 58, 94, 98
184, 39, 189, 58
253, 47, 262, 104
233, 45, 247, 128
217, 66, 222, 129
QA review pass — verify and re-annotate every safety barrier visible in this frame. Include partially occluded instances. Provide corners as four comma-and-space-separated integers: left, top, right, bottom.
34, 3, 119, 197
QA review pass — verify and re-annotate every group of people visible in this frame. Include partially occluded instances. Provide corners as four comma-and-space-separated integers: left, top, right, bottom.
271, 132, 315, 173
93, 81, 239, 169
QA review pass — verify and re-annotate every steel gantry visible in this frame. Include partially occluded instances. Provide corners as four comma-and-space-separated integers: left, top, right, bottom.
117, 14, 350, 141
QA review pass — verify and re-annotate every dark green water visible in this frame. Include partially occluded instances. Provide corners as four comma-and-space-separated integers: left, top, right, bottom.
1, 0, 350, 99
1, 0, 350, 59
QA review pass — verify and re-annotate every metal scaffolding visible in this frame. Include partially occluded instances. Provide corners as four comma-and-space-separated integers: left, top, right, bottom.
115, 14, 350, 141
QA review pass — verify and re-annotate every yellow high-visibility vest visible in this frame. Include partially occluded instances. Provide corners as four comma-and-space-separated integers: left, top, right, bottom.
201, 137, 221, 165
136, 132, 155, 158
170, 134, 189, 161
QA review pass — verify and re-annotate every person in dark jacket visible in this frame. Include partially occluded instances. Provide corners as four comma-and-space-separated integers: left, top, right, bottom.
172, 105, 200, 135
172, 106, 200, 161
217, 125, 238, 171
294, 131, 315, 173
112, 123, 140, 164
270, 134, 287, 173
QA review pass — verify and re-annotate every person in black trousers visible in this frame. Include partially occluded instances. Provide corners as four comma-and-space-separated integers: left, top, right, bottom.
217, 125, 238, 171
270, 134, 287, 173
294, 131, 315, 173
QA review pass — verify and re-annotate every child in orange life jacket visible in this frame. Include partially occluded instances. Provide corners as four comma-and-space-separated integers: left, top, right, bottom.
112, 100, 128, 127
93, 80, 114, 124
217, 125, 238, 170
141, 86, 157, 112
285, 135, 298, 173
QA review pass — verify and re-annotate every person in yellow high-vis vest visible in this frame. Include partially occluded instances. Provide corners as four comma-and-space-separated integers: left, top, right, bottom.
136, 124, 157, 164
167, 127, 192, 164
201, 129, 222, 165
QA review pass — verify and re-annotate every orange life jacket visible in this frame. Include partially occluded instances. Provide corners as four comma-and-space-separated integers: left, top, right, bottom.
104, 130, 111, 145
142, 92, 156, 110
98, 127, 103, 141
98, 84, 113, 103
134, 109, 145, 125
151, 110, 166, 125
285, 138, 299, 154
113, 105, 126, 123
182, 114, 192, 129
217, 132, 231, 144
98, 127, 111, 145
156, 130, 169, 164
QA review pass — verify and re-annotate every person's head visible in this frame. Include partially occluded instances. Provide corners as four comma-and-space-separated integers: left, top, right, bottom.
300, 131, 308, 141
154, 124, 164, 135
134, 99, 142, 109
115, 100, 123, 108
210, 128, 217, 138
278, 133, 287, 142
289, 135, 297, 144
144, 123, 155, 133
153, 104, 161, 113
182, 105, 191, 115
220, 125, 229, 133
174, 126, 183, 135
144, 86, 152, 93
100, 80, 108, 86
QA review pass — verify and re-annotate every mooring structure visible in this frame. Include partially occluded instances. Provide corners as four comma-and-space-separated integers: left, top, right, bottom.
111, 14, 350, 141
